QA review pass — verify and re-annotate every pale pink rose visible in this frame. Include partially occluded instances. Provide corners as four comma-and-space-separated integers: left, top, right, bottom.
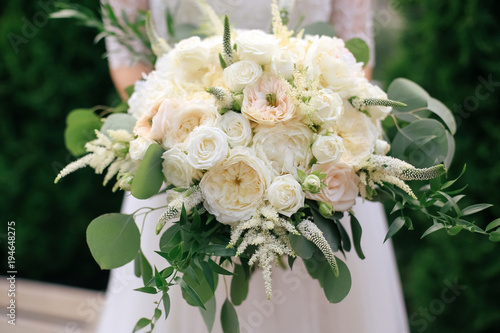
133, 97, 163, 138
307, 162, 359, 211
241, 76, 295, 125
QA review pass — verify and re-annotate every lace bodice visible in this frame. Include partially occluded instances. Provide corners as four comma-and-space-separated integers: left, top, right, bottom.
105, 0, 374, 68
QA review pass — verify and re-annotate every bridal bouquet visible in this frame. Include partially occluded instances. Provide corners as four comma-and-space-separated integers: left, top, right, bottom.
54, 2, 499, 332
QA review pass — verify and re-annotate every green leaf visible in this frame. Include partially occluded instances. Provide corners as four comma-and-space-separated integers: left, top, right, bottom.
134, 251, 141, 278
289, 234, 315, 260
230, 264, 249, 306
64, 109, 101, 156
384, 216, 405, 242
322, 257, 352, 303
221, 299, 240, 333
447, 225, 464, 236
426, 97, 457, 135
161, 266, 175, 278
421, 222, 445, 239
461, 204, 493, 216
302, 22, 335, 37
200, 296, 216, 332
134, 286, 157, 294
140, 251, 153, 285
131, 143, 165, 199
337, 222, 351, 252
310, 207, 341, 252
182, 264, 215, 307
159, 224, 182, 253
387, 78, 430, 114
489, 230, 500, 242
486, 218, 500, 232
162, 292, 171, 320
199, 245, 237, 257
177, 277, 206, 310
208, 259, 235, 276
154, 308, 162, 321
100, 113, 137, 136
86, 213, 140, 269
133, 318, 151, 332
345, 38, 370, 67
350, 214, 365, 260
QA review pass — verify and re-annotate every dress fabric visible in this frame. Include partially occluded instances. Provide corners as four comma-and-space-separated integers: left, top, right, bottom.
98, 1, 409, 332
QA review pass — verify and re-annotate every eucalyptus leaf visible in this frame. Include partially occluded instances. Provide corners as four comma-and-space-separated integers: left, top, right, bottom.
140, 250, 153, 285
289, 234, 315, 259
310, 208, 341, 252
131, 143, 165, 199
337, 222, 351, 252
231, 264, 249, 306
100, 113, 137, 136
350, 214, 365, 260
302, 22, 335, 37
64, 109, 101, 156
221, 299, 240, 333
427, 97, 457, 135
86, 213, 140, 269
345, 38, 369, 67
322, 257, 351, 303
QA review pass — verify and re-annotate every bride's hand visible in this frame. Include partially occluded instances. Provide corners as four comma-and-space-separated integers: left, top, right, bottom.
109, 63, 153, 101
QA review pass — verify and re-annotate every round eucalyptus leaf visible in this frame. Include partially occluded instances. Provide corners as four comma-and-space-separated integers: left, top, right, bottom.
302, 22, 335, 37
322, 257, 351, 303
64, 109, 102, 156
101, 113, 137, 136
131, 143, 165, 199
345, 38, 370, 68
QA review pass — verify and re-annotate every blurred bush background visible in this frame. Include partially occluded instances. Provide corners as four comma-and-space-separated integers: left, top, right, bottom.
1, 0, 499, 332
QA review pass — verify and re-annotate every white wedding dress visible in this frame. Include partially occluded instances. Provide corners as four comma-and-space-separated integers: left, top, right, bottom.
98, 1, 410, 332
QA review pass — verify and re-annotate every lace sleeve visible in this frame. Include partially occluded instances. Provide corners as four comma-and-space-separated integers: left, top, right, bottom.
103, 0, 150, 68
330, 0, 375, 67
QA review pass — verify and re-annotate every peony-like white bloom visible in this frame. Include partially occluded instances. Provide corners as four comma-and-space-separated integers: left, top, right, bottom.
308, 89, 344, 129
335, 104, 379, 166
162, 148, 203, 188
307, 162, 359, 211
242, 76, 295, 125
236, 30, 279, 65
217, 111, 252, 148
174, 36, 209, 72
186, 126, 229, 169
312, 134, 344, 164
267, 175, 305, 216
252, 121, 313, 178
148, 98, 219, 150
129, 136, 155, 160
305, 35, 363, 97
223, 60, 263, 92
200, 147, 272, 224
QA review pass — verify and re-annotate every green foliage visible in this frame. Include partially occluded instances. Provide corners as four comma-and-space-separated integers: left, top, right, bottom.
64, 109, 101, 156
378, 1, 500, 332
131, 143, 165, 199
345, 38, 370, 68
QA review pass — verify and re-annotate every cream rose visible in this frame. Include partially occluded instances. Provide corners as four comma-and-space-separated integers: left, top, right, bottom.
217, 111, 252, 148
174, 36, 209, 71
242, 76, 295, 125
129, 136, 155, 160
267, 175, 305, 217
252, 121, 313, 178
307, 162, 359, 211
235, 30, 279, 65
312, 134, 344, 164
148, 98, 219, 149
335, 104, 378, 166
308, 89, 344, 129
162, 148, 203, 188
223, 60, 263, 92
186, 126, 229, 169
200, 147, 272, 224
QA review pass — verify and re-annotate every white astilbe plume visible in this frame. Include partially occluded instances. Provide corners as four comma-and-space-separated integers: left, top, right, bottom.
156, 185, 204, 234
196, 0, 224, 36
297, 220, 339, 277
356, 155, 447, 199
271, 0, 293, 43
228, 205, 298, 299
55, 130, 135, 191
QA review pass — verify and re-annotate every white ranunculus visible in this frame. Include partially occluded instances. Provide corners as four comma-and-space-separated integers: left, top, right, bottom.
162, 148, 203, 188
148, 98, 219, 150
305, 35, 363, 97
309, 89, 344, 129
267, 175, 305, 217
223, 60, 262, 92
129, 136, 155, 160
312, 134, 344, 164
174, 36, 209, 71
200, 146, 272, 224
252, 121, 314, 178
217, 111, 252, 148
186, 126, 229, 169
235, 30, 279, 65
335, 103, 379, 166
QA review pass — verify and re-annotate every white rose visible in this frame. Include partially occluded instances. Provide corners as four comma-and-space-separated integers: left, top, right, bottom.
148, 98, 219, 150
305, 36, 363, 97
307, 162, 359, 211
312, 134, 344, 164
271, 50, 295, 80
174, 36, 209, 71
236, 30, 279, 65
217, 111, 252, 147
162, 148, 203, 188
308, 89, 344, 129
223, 60, 263, 92
252, 121, 314, 178
186, 126, 229, 169
200, 146, 272, 224
335, 104, 378, 166
267, 175, 305, 217
375, 139, 390, 155
129, 136, 155, 160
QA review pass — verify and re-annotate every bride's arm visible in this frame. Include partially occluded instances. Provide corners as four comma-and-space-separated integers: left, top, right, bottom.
330, 0, 374, 80
104, 0, 152, 100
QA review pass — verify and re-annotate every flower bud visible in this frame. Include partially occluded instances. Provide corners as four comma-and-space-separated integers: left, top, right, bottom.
318, 202, 335, 217
302, 174, 322, 193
